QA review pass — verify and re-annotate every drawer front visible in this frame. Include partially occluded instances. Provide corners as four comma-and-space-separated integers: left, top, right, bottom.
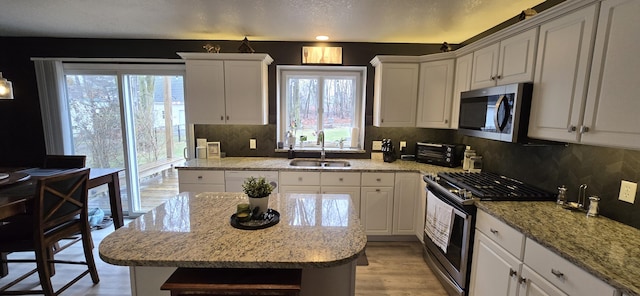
178, 170, 225, 184
524, 238, 616, 296
361, 172, 395, 187
279, 171, 321, 186
476, 209, 525, 259
321, 172, 361, 186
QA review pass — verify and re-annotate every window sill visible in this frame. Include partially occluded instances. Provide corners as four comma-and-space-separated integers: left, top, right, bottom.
274, 148, 366, 154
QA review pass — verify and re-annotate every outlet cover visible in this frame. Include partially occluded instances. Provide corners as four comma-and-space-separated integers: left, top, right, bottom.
619, 180, 637, 204
372, 141, 382, 151
250, 139, 257, 150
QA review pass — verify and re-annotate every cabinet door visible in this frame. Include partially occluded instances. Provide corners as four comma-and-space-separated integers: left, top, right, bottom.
451, 53, 473, 129
224, 60, 269, 125
528, 4, 598, 143
416, 176, 427, 242
582, 0, 640, 150
373, 63, 419, 127
322, 186, 361, 218
392, 173, 419, 235
469, 232, 521, 296
470, 42, 500, 89
416, 59, 455, 129
519, 265, 568, 296
184, 60, 226, 124
360, 187, 393, 235
497, 28, 538, 85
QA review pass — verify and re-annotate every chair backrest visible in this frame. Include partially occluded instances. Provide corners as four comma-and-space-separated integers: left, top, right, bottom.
33, 168, 90, 232
43, 155, 86, 169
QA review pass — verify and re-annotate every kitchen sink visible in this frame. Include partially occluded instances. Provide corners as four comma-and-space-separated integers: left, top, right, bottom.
289, 159, 351, 168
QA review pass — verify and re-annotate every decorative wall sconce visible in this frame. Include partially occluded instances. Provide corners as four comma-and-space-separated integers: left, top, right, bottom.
0, 72, 14, 100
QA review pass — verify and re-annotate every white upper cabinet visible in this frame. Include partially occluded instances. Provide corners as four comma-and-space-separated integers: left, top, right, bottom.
371, 56, 420, 127
416, 59, 455, 129
470, 28, 538, 90
451, 53, 473, 129
581, 0, 640, 150
179, 53, 273, 125
527, 4, 598, 143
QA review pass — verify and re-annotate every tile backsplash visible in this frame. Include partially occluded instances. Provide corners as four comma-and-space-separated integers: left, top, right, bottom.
459, 135, 640, 229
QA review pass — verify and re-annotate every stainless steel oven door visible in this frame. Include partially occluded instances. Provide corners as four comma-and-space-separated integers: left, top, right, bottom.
423, 188, 474, 296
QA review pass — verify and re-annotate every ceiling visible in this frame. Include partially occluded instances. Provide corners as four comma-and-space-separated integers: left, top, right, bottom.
0, 0, 545, 44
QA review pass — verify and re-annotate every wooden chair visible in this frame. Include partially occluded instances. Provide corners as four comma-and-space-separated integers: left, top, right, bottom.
43, 154, 86, 169
0, 168, 99, 295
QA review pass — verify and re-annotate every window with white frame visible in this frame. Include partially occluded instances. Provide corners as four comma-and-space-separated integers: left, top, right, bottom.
277, 65, 366, 150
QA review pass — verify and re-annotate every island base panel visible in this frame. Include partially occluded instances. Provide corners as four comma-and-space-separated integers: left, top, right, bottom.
129, 262, 356, 296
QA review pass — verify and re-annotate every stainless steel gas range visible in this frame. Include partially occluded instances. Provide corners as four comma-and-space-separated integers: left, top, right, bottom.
422, 171, 555, 296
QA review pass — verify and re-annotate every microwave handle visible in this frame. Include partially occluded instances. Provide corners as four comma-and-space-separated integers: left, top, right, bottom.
494, 95, 509, 132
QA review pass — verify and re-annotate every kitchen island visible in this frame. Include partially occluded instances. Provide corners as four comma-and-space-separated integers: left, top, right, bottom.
99, 192, 366, 296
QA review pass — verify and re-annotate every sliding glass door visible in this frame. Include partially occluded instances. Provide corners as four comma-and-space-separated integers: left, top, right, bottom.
63, 66, 185, 215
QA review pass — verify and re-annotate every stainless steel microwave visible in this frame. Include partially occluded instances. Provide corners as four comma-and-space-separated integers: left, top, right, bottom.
458, 83, 533, 143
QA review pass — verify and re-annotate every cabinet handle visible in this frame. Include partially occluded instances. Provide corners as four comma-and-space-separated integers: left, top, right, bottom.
579, 126, 590, 134
567, 125, 577, 132
226, 115, 230, 120
490, 76, 496, 81
339, 178, 344, 181
490, 228, 499, 234
376, 189, 381, 192
197, 176, 203, 179
551, 269, 565, 279
519, 277, 527, 284
298, 177, 303, 181
220, 115, 224, 121
444, 119, 448, 124
509, 268, 517, 277
496, 75, 502, 80
376, 178, 381, 182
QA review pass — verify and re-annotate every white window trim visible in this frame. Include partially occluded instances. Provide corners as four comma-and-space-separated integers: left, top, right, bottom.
276, 65, 366, 152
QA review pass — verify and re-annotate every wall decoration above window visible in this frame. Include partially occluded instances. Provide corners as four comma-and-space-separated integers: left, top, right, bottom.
302, 46, 342, 64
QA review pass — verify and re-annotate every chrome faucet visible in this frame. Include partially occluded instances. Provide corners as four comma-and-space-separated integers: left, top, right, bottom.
317, 130, 325, 160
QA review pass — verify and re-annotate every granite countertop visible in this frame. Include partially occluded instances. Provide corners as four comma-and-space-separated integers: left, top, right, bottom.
99, 192, 367, 269
176, 157, 463, 174
476, 201, 640, 296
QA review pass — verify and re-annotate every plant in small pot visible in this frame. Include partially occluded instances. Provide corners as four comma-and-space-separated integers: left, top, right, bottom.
242, 176, 274, 217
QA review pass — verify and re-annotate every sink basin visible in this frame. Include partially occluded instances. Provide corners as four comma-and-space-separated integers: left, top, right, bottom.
289, 159, 351, 168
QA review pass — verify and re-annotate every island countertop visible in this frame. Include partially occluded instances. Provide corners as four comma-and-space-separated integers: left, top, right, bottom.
98, 192, 366, 269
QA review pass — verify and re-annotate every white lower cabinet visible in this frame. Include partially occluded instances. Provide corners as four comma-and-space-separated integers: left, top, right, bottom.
518, 265, 568, 296
178, 170, 225, 193
469, 231, 521, 296
360, 172, 395, 235
471, 209, 617, 296
392, 172, 419, 235
279, 171, 321, 194
321, 172, 362, 218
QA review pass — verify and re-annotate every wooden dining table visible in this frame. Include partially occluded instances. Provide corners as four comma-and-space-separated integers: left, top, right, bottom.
0, 167, 125, 277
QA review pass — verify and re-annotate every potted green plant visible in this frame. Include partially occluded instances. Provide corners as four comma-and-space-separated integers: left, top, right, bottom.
242, 176, 274, 216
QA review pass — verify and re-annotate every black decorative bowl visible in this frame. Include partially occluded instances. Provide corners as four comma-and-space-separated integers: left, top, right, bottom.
230, 209, 280, 230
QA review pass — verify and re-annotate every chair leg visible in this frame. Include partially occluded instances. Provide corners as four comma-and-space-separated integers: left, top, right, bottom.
82, 224, 100, 283
0, 252, 8, 277
34, 243, 56, 296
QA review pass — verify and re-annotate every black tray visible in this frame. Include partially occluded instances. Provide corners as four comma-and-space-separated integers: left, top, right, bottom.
230, 209, 280, 230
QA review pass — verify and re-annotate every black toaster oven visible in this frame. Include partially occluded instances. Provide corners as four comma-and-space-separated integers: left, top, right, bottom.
415, 142, 465, 167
